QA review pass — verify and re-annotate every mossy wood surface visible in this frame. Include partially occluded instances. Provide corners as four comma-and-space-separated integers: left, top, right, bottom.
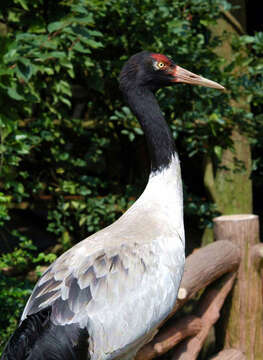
202, 10, 253, 246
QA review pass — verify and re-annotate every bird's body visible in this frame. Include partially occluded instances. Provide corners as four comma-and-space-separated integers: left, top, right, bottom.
1, 51, 223, 360
19, 152, 185, 360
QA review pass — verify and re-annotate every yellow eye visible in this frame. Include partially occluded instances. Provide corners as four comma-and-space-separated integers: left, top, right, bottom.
158, 62, 165, 69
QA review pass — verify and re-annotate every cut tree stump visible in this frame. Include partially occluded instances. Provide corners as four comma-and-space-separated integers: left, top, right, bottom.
213, 214, 263, 360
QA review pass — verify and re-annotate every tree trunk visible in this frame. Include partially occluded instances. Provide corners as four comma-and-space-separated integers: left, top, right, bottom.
203, 130, 252, 216
213, 214, 263, 360
202, 5, 253, 246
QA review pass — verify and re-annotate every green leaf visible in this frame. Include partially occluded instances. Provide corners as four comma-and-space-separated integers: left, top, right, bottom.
73, 42, 91, 54
16, 61, 32, 81
14, 0, 29, 10
48, 21, 66, 33
214, 145, 223, 160
7, 87, 24, 101
83, 39, 103, 49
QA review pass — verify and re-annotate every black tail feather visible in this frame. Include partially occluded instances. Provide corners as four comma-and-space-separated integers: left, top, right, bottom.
1, 308, 89, 360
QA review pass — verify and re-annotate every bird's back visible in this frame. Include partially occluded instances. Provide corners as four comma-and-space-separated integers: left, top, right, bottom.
1, 177, 184, 360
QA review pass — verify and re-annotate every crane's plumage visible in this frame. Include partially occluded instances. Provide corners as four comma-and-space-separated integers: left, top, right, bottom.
1, 51, 223, 360
20, 153, 184, 360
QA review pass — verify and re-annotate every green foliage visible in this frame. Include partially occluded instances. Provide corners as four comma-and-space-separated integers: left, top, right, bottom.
235, 32, 263, 188
0, 233, 36, 270
184, 187, 220, 229
0, 0, 262, 350
0, 192, 11, 225
0, 231, 56, 348
47, 194, 134, 239
0, 274, 32, 349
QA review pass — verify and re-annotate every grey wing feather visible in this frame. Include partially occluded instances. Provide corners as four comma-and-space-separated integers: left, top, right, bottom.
21, 237, 184, 359
21, 242, 150, 324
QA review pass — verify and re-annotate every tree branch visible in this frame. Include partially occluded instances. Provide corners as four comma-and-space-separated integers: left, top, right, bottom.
136, 316, 202, 360
171, 272, 237, 360
136, 241, 240, 360
171, 240, 240, 316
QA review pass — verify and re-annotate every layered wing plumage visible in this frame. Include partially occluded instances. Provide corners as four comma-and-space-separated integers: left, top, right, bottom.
22, 240, 152, 325
21, 230, 184, 360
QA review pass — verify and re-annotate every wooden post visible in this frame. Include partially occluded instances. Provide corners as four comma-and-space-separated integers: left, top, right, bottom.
209, 349, 246, 360
213, 214, 263, 360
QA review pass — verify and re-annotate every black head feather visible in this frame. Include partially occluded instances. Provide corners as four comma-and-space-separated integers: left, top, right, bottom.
119, 51, 176, 93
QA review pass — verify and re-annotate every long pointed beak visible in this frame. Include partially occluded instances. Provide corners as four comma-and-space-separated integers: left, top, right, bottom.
172, 65, 225, 90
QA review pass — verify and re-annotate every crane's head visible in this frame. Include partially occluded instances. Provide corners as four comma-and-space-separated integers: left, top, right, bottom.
119, 51, 224, 93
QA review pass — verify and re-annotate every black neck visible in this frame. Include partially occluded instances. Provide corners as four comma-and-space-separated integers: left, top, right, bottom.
124, 87, 176, 173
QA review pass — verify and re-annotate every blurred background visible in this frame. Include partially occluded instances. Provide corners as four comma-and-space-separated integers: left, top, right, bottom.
0, 0, 262, 355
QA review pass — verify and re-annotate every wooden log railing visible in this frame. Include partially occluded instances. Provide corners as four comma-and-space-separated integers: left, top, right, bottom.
171, 272, 237, 360
137, 214, 262, 360
136, 240, 240, 360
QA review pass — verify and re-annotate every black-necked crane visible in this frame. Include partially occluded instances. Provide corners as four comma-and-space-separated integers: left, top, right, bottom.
1, 51, 224, 360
